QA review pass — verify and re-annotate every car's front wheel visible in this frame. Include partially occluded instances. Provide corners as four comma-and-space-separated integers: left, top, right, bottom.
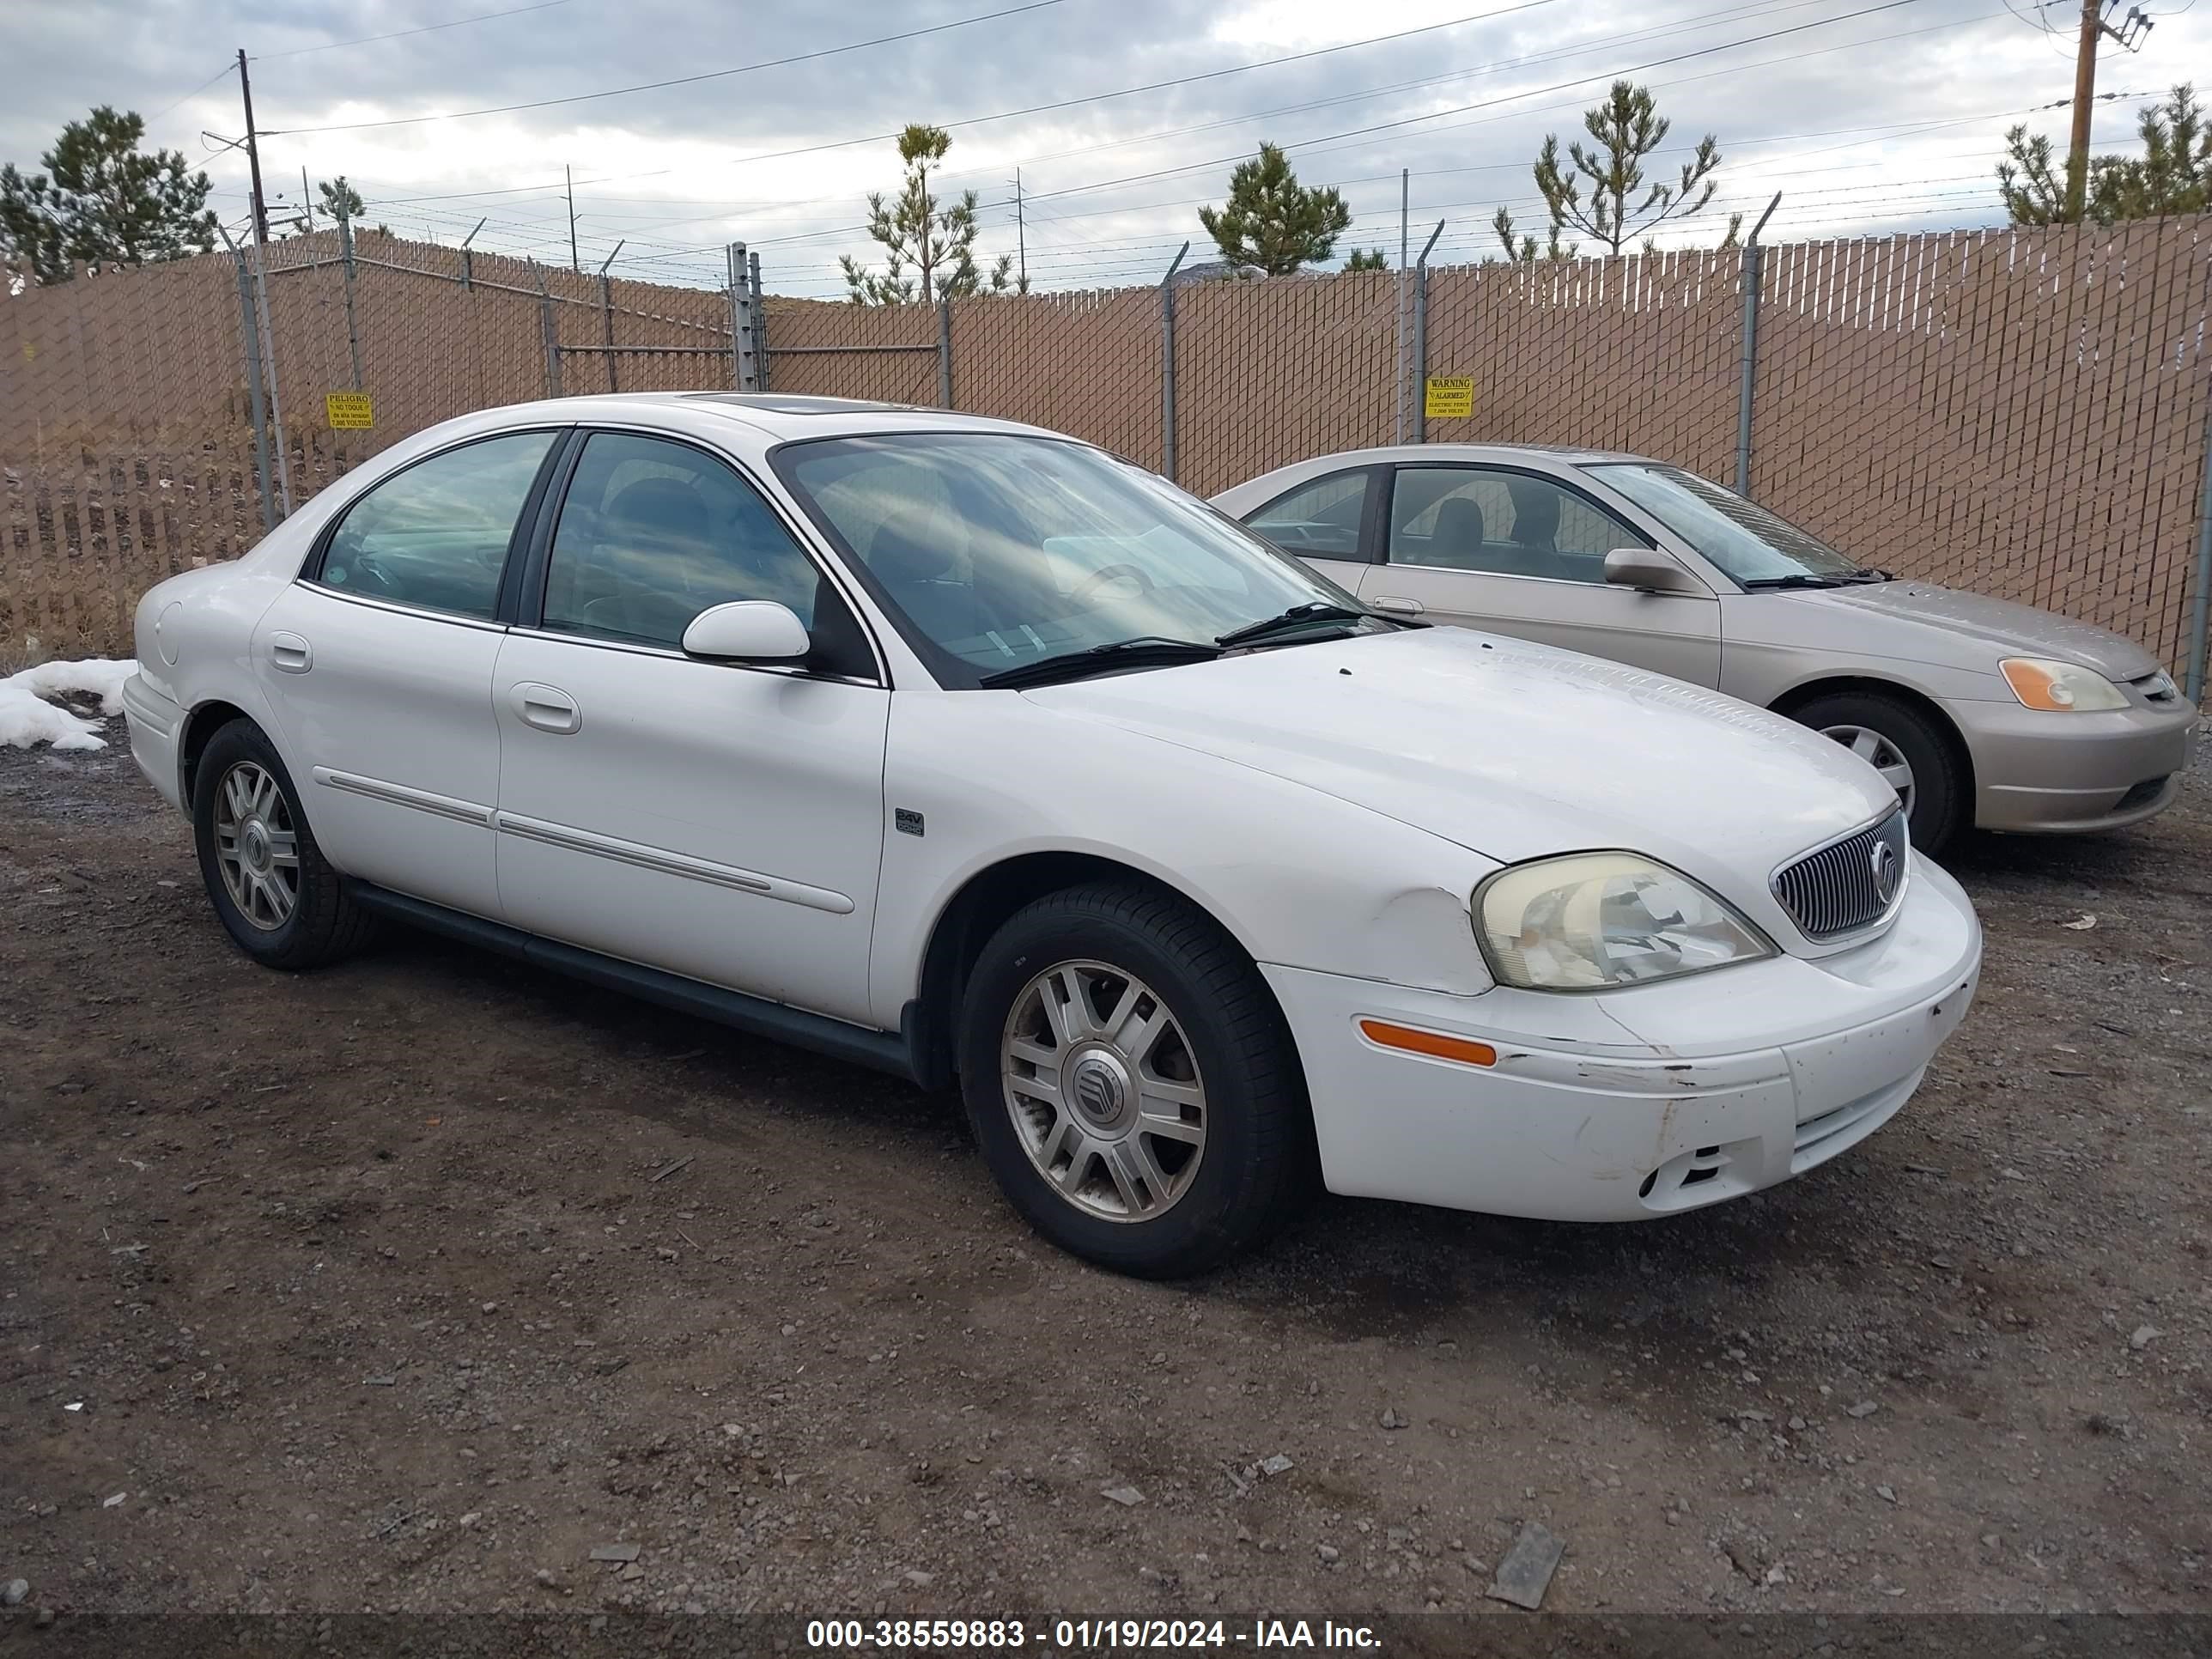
957, 881, 1313, 1277
1790, 690, 1967, 854
191, 719, 376, 969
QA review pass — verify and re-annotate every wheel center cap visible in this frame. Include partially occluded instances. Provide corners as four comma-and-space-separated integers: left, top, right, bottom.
1067, 1051, 1132, 1132
241, 820, 270, 872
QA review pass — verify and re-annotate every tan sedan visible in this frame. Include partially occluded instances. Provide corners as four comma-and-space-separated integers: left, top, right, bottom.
1215, 446, 2196, 854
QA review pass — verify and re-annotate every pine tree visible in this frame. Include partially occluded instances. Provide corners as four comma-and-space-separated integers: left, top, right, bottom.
1494, 82, 1722, 259
1198, 143, 1352, 276
841, 125, 1011, 306
0, 106, 216, 283
1999, 85, 2208, 225
319, 176, 366, 222
1345, 247, 1388, 271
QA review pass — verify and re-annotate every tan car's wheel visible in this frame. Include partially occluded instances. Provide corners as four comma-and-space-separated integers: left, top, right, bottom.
1793, 690, 1966, 854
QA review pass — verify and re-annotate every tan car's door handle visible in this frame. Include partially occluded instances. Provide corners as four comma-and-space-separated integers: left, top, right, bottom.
1370, 595, 1425, 617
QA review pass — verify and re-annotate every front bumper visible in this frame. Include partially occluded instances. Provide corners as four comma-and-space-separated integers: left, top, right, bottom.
120, 674, 185, 811
1947, 693, 2197, 834
1264, 854, 1980, 1222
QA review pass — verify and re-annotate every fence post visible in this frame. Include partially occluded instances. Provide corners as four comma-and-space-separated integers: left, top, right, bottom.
535, 263, 562, 398
937, 299, 954, 409
599, 275, 618, 392
1411, 221, 1443, 444
336, 200, 363, 391
220, 229, 277, 533
246, 240, 293, 516
460, 216, 487, 290
1159, 241, 1189, 483
727, 241, 758, 392
1734, 192, 1784, 500
2186, 388, 2212, 703
750, 249, 767, 392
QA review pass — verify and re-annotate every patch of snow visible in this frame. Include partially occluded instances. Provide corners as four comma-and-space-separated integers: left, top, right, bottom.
0, 657, 140, 750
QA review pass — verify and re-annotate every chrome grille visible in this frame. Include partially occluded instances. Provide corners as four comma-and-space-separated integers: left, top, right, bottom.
1771, 811, 1909, 940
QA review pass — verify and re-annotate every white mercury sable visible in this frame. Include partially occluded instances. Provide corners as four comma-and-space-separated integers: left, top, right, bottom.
122, 395, 1982, 1276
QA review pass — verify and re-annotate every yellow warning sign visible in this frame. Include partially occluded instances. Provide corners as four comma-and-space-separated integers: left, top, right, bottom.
325, 391, 374, 429
1423, 375, 1474, 419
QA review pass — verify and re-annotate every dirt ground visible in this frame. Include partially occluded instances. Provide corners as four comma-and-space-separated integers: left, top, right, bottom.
2, 729, 2208, 1625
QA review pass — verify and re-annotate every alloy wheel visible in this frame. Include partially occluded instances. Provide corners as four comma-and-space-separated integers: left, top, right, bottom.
1820, 723, 1916, 820
1000, 959, 1207, 1223
213, 761, 300, 931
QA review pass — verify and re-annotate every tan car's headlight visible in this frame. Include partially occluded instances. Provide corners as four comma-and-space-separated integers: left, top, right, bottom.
2000, 657, 2129, 713
1475, 853, 1776, 992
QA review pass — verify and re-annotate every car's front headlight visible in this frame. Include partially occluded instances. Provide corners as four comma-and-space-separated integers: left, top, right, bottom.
1999, 657, 2129, 712
1476, 853, 1776, 992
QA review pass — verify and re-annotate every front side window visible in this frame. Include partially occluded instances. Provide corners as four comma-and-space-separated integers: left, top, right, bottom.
1589, 463, 1863, 583
1388, 465, 1648, 583
541, 432, 830, 649
775, 433, 1375, 688
1244, 470, 1373, 559
318, 429, 558, 618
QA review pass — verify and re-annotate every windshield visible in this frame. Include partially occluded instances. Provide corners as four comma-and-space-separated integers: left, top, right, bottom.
774, 432, 1374, 687
1589, 463, 1863, 583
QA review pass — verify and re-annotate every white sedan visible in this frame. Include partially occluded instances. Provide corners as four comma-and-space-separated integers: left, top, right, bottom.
122, 395, 1981, 1276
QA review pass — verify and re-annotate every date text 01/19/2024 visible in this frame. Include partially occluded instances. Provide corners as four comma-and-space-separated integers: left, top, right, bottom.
804, 1620, 1382, 1650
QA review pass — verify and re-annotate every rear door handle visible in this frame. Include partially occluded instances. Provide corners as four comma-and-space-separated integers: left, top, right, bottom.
268, 633, 313, 673
1370, 595, 1425, 616
510, 683, 580, 735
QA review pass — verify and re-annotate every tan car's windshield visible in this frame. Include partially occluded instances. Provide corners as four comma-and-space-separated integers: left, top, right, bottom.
1592, 464, 1874, 586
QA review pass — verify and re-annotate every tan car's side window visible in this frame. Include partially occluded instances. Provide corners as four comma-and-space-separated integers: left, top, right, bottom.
1389, 467, 1648, 582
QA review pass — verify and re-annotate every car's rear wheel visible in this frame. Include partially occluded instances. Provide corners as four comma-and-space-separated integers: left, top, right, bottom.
957, 881, 1312, 1277
192, 720, 375, 969
1790, 690, 1966, 854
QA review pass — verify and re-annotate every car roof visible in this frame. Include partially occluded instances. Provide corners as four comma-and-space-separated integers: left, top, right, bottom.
473, 392, 1065, 445
1273, 441, 1653, 468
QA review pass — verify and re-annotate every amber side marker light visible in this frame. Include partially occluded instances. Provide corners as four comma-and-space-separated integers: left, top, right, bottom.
1358, 1019, 1498, 1067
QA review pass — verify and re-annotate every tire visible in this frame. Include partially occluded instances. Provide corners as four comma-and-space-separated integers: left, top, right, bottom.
957, 880, 1314, 1278
191, 719, 377, 969
1789, 690, 1967, 854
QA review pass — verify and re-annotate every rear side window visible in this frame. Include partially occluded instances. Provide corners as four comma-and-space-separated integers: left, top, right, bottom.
540, 432, 833, 651
1388, 465, 1648, 581
318, 430, 557, 618
1243, 470, 1373, 559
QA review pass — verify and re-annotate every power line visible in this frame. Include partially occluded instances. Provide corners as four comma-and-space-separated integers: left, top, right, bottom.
252, 0, 571, 60
146, 59, 239, 123
705, 0, 1571, 173
259, 0, 1077, 134
734, 0, 1942, 253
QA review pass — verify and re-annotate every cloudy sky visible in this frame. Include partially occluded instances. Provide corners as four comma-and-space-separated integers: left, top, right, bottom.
3, 0, 2202, 297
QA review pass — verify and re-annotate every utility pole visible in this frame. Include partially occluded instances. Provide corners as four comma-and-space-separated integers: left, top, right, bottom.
2066, 0, 2154, 218
566, 164, 580, 272
1014, 167, 1027, 294
236, 48, 270, 246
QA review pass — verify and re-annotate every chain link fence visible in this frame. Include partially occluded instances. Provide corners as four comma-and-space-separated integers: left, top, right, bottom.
4, 218, 2209, 686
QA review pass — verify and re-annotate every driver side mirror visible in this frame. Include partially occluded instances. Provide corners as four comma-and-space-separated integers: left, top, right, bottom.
681, 600, 811, 662
1603, 547, 1705, 595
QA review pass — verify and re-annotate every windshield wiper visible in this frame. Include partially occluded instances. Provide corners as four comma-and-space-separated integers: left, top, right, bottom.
1740, 573, 1850, 590
1214, 601, 1373, 649
1845, 566, 1894, 582
977, 636, 1222, 690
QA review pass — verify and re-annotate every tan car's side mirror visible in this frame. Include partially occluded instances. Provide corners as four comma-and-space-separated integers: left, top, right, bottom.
1604, 547, 1705, 595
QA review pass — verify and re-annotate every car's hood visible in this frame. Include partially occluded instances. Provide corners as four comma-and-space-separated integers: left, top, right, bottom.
1024, 627, 1897, 890
1804, 580, 2159, 680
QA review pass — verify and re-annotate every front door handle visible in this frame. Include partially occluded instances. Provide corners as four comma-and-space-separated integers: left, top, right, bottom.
1370, 595, 1425, 617
268, 633, 313, 673
510, 682, 580, 735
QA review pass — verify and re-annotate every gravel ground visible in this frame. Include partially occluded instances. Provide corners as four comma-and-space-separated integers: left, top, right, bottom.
2, 730, 2208, 1624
